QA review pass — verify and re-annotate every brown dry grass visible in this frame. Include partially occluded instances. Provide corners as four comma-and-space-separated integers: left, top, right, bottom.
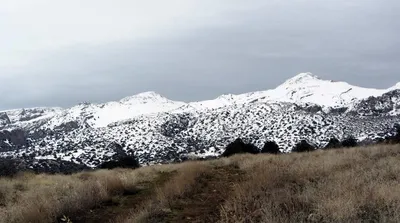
219, 144, 400, 223
1, 144, 400, 223
0, 164, 179, 223
127, 161, 209, 223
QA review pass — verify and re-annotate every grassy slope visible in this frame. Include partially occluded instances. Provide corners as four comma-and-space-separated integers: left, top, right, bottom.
1, 144, 400, 223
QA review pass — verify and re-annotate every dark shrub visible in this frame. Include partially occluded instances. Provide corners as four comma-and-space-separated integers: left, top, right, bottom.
342, 136, 358, 148
221, 138, 259, 157
261, 141, 281, 154
375, 137, 385, 144
385, 126, 400, 144
394, 128, 400, 143
324, 137, 342, 149
0, 159, 19, 177
292, 140, 316, 153
99, 156, 140, 169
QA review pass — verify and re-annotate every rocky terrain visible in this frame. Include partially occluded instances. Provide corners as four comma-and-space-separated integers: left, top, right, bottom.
0, 73, 399, 173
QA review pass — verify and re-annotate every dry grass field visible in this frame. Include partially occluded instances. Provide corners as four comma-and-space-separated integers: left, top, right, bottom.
1, 144, 400, 223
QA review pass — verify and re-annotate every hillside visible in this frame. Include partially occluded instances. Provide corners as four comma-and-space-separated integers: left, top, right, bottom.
1, 144, 400, 223
0, 73, 399, 172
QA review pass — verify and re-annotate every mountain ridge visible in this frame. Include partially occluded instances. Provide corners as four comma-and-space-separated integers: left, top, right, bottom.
3, 72, 398, 109
0, 73, 399, 172
3, 72, 398, 129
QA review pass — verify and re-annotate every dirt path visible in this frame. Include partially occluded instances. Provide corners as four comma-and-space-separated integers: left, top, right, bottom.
59, 165, 243, 223
161, 165, 244, 223
60, 171, 175, 223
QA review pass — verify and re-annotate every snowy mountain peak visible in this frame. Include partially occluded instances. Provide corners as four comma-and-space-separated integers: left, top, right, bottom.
37, 91, 187, 129
283, 72, 322, 85
389, 82, 400, 91
268, 73, 389, 107
120, 91, 168, 103
133, 91, 162, 98
187, 73, 398, 110
216, 94, 235, 101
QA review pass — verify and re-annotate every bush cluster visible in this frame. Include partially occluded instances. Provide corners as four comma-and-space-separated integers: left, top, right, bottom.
221, 128, 400, 157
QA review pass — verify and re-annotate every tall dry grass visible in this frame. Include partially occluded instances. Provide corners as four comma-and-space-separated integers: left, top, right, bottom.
1, 144, 400, 223
219, 144, 400, 223
126, 161, 209, 223
0, 164, 179, 223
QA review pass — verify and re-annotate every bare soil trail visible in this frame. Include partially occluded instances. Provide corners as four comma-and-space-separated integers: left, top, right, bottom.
59, 165, 244, 223
155, 165, 244, 223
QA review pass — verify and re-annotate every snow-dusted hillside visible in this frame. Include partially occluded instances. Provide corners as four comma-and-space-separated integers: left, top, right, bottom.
189, 73, 400, 109
3, 73, 398, 129
0, 73, 399, 172
41, 91, 186, 129
0, 107, 62, 130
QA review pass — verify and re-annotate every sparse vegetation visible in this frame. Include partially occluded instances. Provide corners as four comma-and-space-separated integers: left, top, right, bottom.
1, 144, 400, 222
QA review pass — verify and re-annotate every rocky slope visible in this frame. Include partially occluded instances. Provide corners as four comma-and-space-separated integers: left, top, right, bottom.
1, 73, 399, 172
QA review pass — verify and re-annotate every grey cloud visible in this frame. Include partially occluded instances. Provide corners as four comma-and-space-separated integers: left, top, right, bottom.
1, 0, 399, 110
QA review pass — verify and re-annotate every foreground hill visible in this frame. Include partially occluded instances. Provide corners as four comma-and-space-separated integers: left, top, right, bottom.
0, 73, 399, 171
1, 144, 400, 223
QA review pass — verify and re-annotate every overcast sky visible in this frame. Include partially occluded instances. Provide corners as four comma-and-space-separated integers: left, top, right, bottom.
1, 0, 399, 110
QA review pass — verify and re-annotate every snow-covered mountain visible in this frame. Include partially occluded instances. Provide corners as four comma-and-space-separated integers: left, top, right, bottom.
42, 91, 186, 129
1, 73, 399, 172
1, 107, 62, 130
3, 73, 398, 130
189, 73, 399, 109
